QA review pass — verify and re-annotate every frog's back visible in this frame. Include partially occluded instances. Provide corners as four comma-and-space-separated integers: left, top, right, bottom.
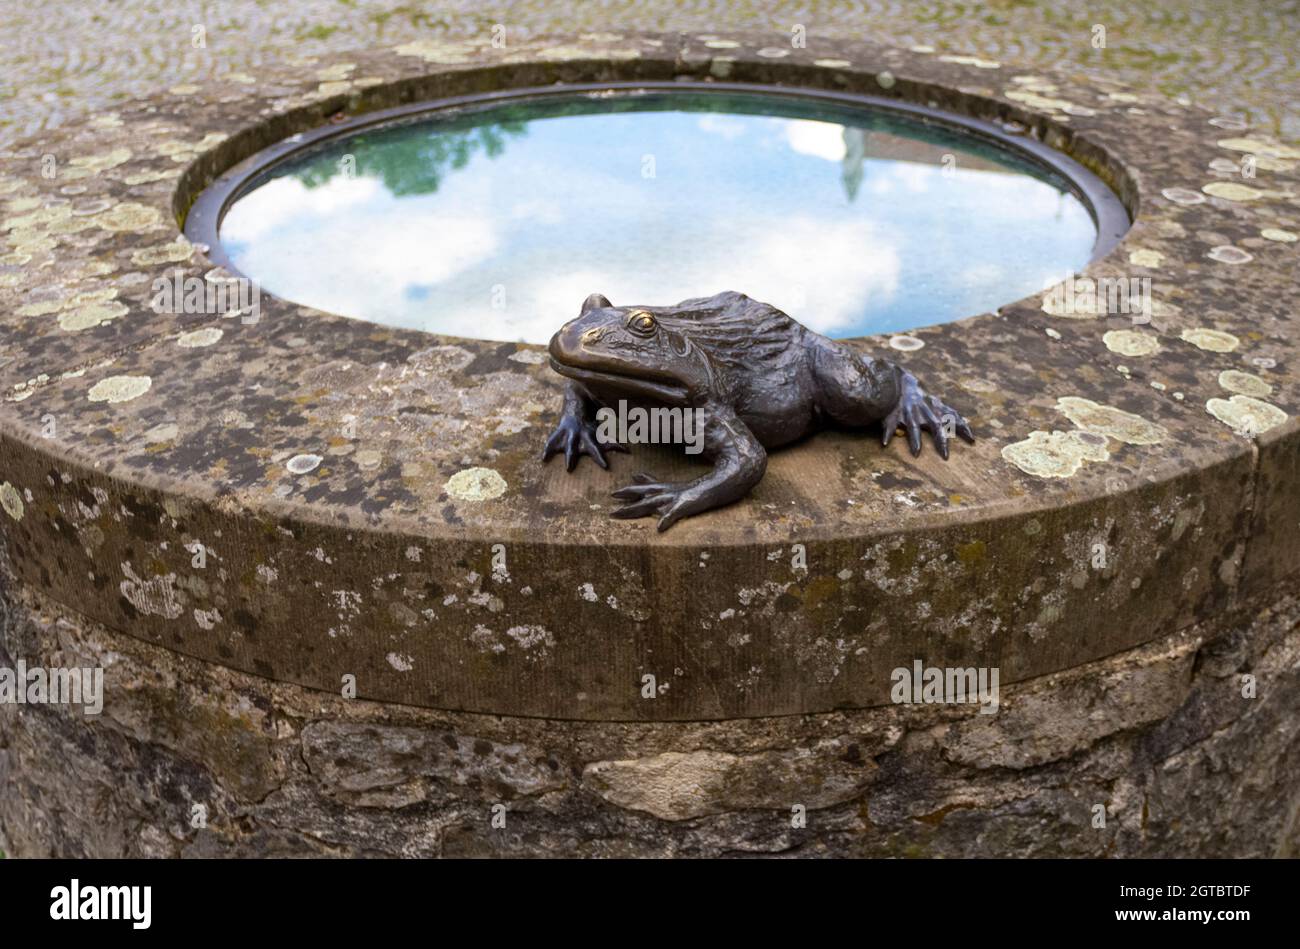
656, 291, 818, 446
655, 291, 800, 365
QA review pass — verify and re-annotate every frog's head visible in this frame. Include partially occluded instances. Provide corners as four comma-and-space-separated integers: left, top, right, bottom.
548, 293, 712, 405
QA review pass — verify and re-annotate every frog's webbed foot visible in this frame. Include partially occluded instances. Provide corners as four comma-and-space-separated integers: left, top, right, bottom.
610, 473, 717, 532
609, 411, 767, 531
882, 371, 975, 460
542, 414, 628, 471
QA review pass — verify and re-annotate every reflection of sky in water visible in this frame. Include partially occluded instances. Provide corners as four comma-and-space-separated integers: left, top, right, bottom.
220, 92, 1098, 342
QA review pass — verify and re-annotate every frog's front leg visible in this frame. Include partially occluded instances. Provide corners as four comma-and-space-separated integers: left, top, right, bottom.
542, 381, 627, 471
610, 407, 767, 531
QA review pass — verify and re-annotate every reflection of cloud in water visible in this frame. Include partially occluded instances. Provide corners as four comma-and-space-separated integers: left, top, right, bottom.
784, 119, 848, 162
868, 162, 933, 195
222, 175, 383, 242
696, 114, 748, 140
424, 216, 900, 341
223, 174, 499, 323
224, 162, 899, 342
958, 263, 1004, 288
866, 161, 1083, 221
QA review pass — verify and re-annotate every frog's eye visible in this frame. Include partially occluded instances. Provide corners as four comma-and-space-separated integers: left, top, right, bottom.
627, 311, 657, 336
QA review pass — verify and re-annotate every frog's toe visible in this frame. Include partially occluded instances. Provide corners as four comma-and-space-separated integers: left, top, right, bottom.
610, 493, 668, 519
578, 429, 609, 469
881, 406, 903, 448
611, 473, 666, 499
903, 406, 924, 457
611, 479, 679, 520
541, 425, 570, 465
926, 396, 976, 452
917, 401, 949, 460
655, 498, 696, 532
543, 416, 621, 471
949, 409, 976, 444
611, 481, 707, 531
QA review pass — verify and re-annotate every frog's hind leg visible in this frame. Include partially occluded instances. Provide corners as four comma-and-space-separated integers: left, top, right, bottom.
542, 381, 628, 471
610, 407, 766, 531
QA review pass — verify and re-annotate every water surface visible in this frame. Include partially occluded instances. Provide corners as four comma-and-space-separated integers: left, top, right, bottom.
220, 90, 1099, 342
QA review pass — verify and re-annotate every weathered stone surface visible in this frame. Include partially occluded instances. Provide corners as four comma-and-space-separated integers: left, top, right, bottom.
582, 742, 881, 821
302, 721, 569, 808
942, 635, 1199, 770
2, 565, 1297, 857
2, 1, 1294, 153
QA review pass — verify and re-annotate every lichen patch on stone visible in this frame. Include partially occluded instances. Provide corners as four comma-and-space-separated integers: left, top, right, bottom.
1215, 137, 1300, 160
0, 481, 24, 521
121, 170, 174, 186
177, 327, 223, 348
95, 201, 165, 232
1160, 187, 1206, 205
131, 240, 193, 265
286, 453, 323, 475
1004, 88, 1074, 112
537, 45, 630, 61
1218, 369, 1273, 397
1205, 395, 1288, 436
445, 467, 507, 501
1180, 328, 1240, 352
940, 54, 1000, 69
1128, 248, 1165, 268
119, 562, 183, 619
59, 300, 128, 331
1001, 430, 1110, 478
87, 375, 151, 404
1202, 181, 1264, 201
1207, 245, 1253, 264
17, 297, 68, 318
386, 652, 414, 672
66, 147, 133, 176
1056, 397, 1168, 445
888, 334, 924, 351
1103, 330, 1160, 357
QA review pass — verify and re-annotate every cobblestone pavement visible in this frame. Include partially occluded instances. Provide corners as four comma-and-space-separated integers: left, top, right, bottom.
0, 0, 1296, 150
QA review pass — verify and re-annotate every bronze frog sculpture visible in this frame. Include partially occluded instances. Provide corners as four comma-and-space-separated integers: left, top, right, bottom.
544, 291, 974, 531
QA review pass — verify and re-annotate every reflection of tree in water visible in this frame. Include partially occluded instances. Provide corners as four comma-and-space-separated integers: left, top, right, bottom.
293, 120, 527, 196
841, 127, 868, 202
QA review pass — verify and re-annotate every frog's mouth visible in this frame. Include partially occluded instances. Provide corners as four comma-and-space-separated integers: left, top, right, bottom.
549, 358, 690, 404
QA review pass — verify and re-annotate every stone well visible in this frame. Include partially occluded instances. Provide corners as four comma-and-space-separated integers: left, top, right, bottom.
1, 32, 1298, 856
